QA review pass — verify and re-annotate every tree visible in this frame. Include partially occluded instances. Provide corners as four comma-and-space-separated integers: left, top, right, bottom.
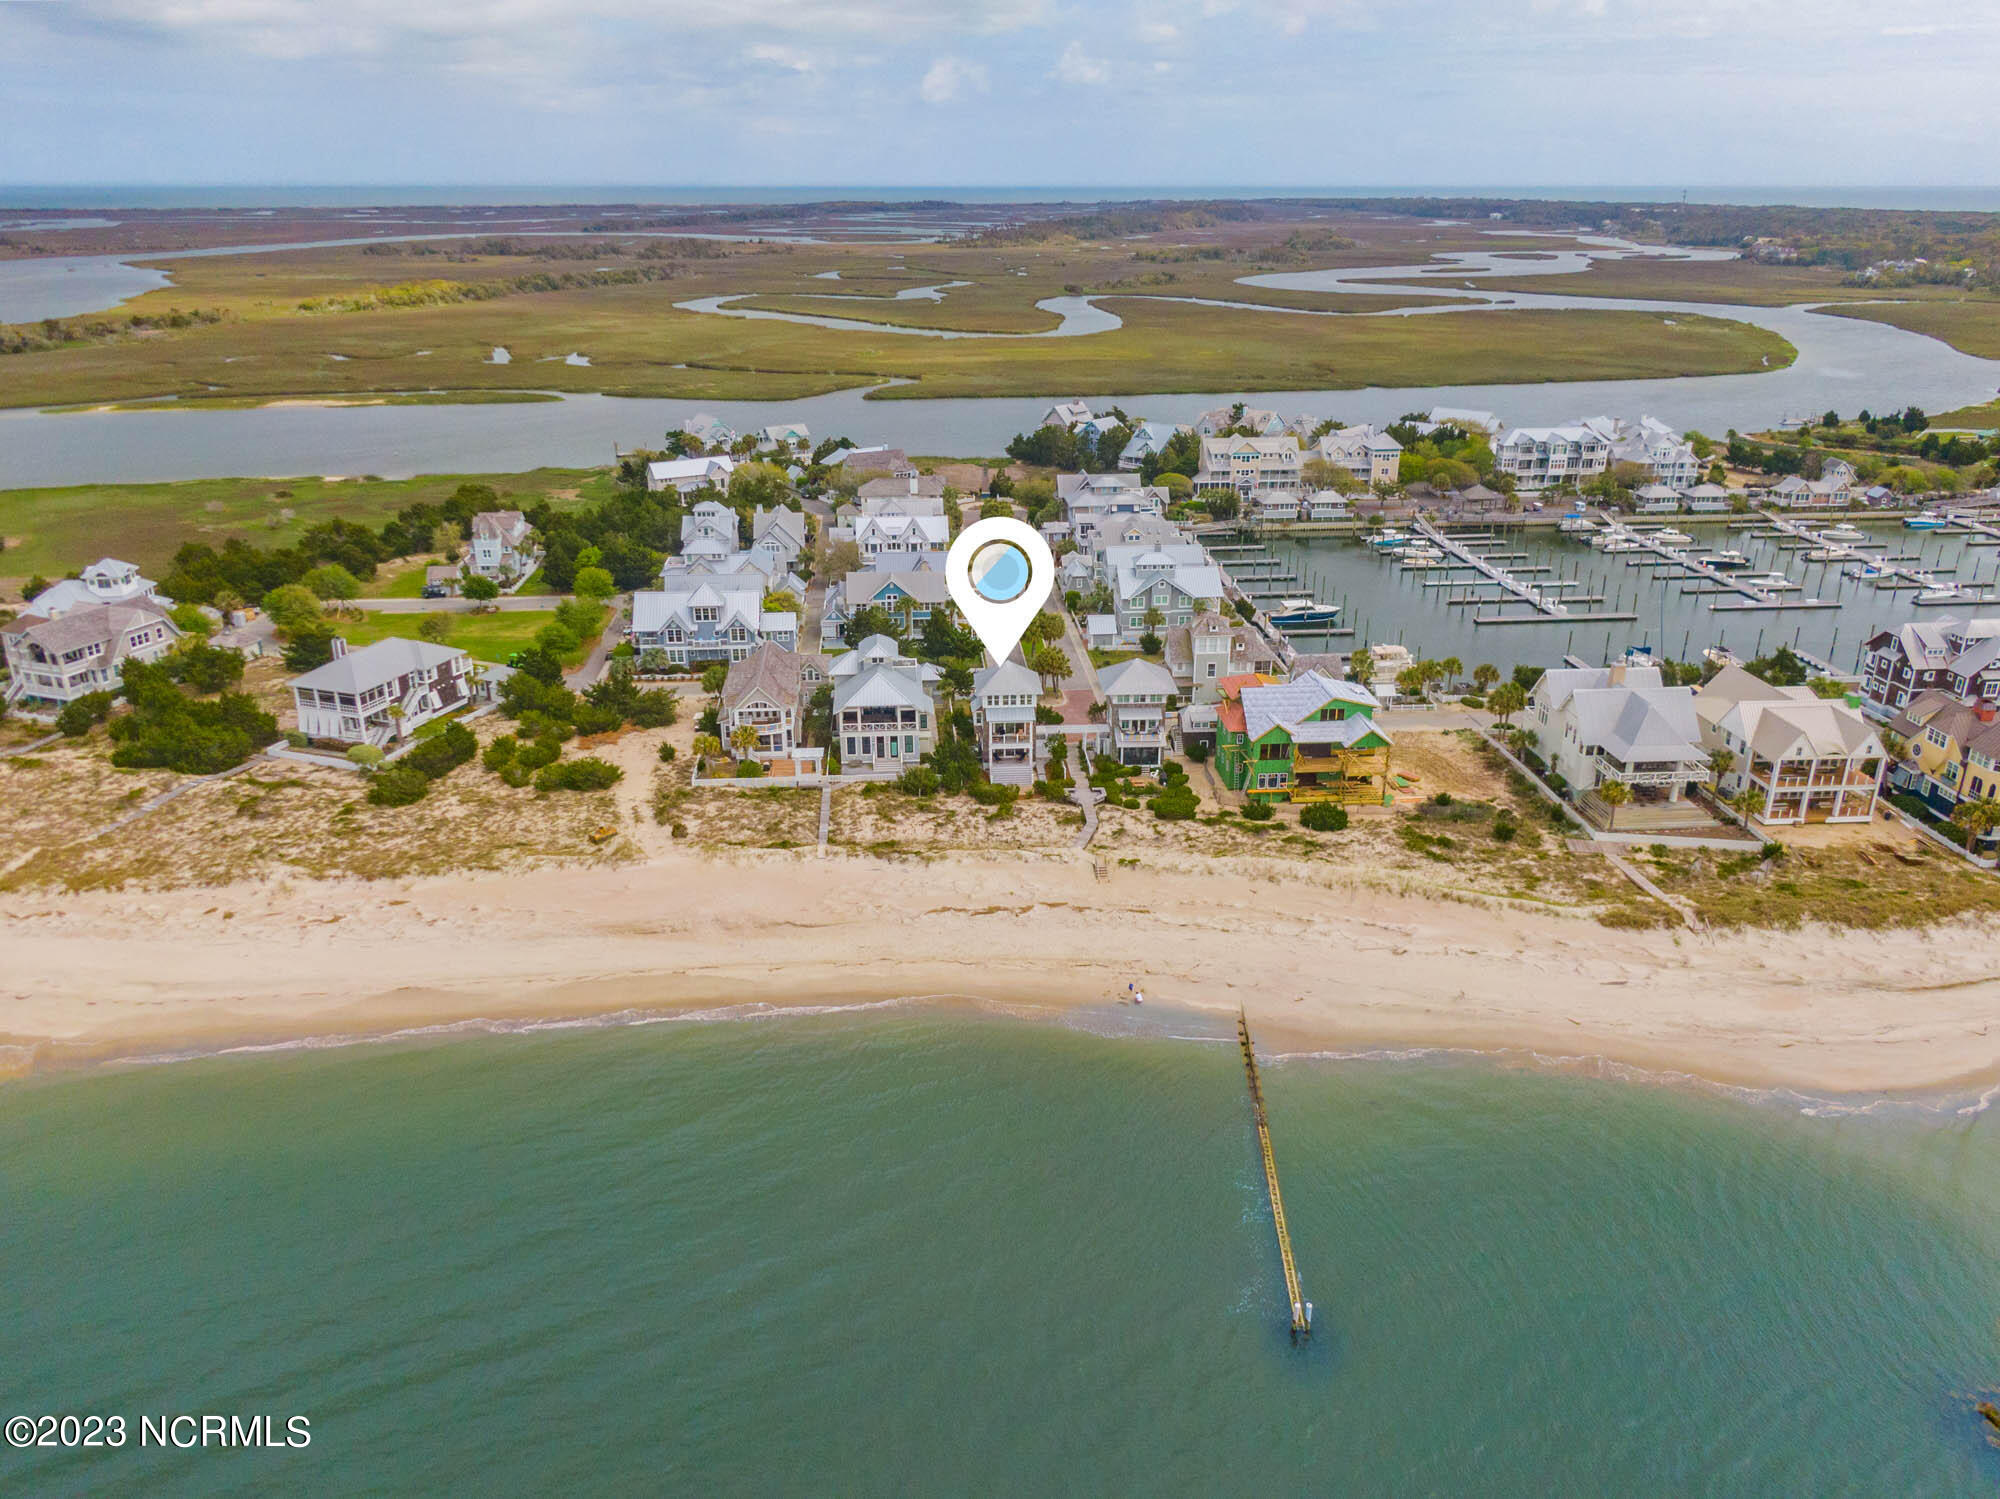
979, 498, 1014, 520
825, 540, 863, 580
572, 566, 616, 601
261, 583, 324, 636
282, 626, 337, 673
1708, 748, 1736, 785
1299, 802, 1348, 833
346, 744, 384, 769
1487, 681, 1528, 725
1204, 491, 1241, 521
462, 575, 500, 602
1951, 797, 2000, 843
1030, 645, 1071, 688
729, 723, 761, 757
1471, 663, 1499, 695
844, 605, 901, 647
171, 641, 245, 693
691, 732, 723, 769
762, 589, 801, 615
1437, 656, 1463, 689
1347, 647, 1373, 685
417, 615, 450, 643
1138, 632, 1162, 657
700, 661, 729, 695
727, 461, 790, 509
302, 563, 361, 601
1729, 788, 1764, 824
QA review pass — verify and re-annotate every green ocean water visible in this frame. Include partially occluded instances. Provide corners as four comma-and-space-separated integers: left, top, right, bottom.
2, 1007, 1997, 1496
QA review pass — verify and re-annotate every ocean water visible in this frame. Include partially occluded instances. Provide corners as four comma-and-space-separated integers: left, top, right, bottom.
1, 1008, 1996, 1496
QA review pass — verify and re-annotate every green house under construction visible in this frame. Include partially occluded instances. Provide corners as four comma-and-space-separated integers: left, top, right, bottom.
1215, 670, 1394, 805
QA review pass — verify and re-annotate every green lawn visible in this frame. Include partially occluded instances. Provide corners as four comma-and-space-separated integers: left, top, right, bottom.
332, 603, 609, 666
360, 558, 443, 598
0, 467, 607, 584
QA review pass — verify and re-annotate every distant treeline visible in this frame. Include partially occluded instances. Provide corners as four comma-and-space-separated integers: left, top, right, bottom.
964, 201, 1270, 246
295, 263, 687, 314
362, 236, 733, 262
1310, 196, 2000, 285
0, 306, 225, 356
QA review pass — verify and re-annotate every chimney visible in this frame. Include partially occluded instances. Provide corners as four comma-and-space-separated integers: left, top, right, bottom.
330, 636, 349, 659
1978, 702, 1997, 724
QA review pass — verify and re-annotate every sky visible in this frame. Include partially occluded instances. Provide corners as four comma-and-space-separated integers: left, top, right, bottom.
2, 0, 1998, 190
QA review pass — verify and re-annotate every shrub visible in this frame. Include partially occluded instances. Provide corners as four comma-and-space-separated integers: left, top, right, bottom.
55, 691, 117, 737
105, 662, 276, 774
734, 760, 765, 778
517, 736, 563, 771
284, 730, 308, 748
657, 742, 677, 762
534, 756, 623, 792
1491, 815, 1518, 842
1240, 799, 1275, 821
968, 781, 1017, 807
366, 765, 430, 806
1431, 791, 1455, 807
461, 575, 500, 602
1151, 783, 1199, 820
302, 563, 361, 601
171, 641, 245, 694
282, 626, 338, 673
400, 720, 476, 781
897, 765, 941, 796
347, 744, 385, 768
482, 735, 518, 773
1299, 803, 1348, 833
1184, 739, 1210, 763
571, 702, 623, 736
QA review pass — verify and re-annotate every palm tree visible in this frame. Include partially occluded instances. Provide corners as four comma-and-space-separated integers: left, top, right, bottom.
1348, 647, 1374, 687
1596, 779, 1631, 826
1707, 748, 1735, 786
729, 723, 761, 759
1472, 663, 1499, 695
1487, 681, 1528, 726
1951, 796, 2000, 845
1729, 787, 1764, 826
691, 732, 723, 772
1437, 656, 1463, 691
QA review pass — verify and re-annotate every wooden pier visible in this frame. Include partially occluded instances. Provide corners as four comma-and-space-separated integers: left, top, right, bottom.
1238, 1009, 1310, 1339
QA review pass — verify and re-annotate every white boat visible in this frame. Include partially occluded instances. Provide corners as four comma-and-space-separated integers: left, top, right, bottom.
1366, 529, 1414, 550
1396, 552, 1448, 570
1746, 572, 1799, 590
1703, 645, 1741, 669
1704, 549, 1752, 570
1650, 529, 1695, 546
1844, 562, 1889, 581
1819, 523, 1868, 543
1269, 598, 1342, 627
1589, 529, 1632, 550
1904, 511, 1949, 530
1597, 537, 1644, 553
1557, 514, 1598, 534
1916, 587, 1964, 604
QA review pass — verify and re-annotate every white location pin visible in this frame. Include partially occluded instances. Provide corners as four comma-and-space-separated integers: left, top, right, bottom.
945, 517, 1056, 664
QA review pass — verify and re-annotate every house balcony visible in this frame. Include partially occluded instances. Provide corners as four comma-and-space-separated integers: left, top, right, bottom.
1595, 755, 1705, 787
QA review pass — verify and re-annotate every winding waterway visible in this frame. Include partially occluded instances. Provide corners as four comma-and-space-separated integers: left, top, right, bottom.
2, 232, 1998, 485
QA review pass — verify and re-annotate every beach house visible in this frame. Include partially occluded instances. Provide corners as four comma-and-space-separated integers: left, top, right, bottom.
1039, 400, 1095, 431
1885, 689, 2000, 830
1859, 616, 2000, 718
1057, 471, 1168, 550
1194, 436, 1303, 500
1314, 425, 1402, 487
1214, 670, 1392, 804
1097, 658, 1176, 768
1164, 611, 1283, 703
1527, 664, 1710, 828
751, 505, 809, 575
832, 642, 936, 772
851, 508, 949, 564
288, 636, 473, 747
721, 641, 829, 762
1493, 422, 1611, 491
1, 589, 182, 710
646, 454, 738, 495
1694, 665, 1883, 825
1103, 542, 1224, 645
630, 578, 797, 668
1119, 420, 1185, 471
22, 558, 166, 615
468, 510, 536, 581
819, 568, 953, 645
1194, 406, 1284, 437
970, 657, 1042, 783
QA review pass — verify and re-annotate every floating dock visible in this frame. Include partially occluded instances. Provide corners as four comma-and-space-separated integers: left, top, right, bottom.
1238, 1009, 1310, 1340
1761, 510, 2000, 607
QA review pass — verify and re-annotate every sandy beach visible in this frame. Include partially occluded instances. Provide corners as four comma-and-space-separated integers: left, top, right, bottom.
5, 846, 1997, 1097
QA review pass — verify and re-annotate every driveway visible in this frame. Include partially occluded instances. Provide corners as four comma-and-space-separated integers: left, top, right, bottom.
565, 596, 628, 689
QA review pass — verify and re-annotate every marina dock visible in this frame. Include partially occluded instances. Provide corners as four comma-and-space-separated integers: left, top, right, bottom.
1238, 1009, 1310, 1340
1407, 520, 1637, 627
1761, 510, 2000, 608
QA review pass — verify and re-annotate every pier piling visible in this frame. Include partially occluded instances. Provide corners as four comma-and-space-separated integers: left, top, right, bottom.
1238, 1009, 1310, 1339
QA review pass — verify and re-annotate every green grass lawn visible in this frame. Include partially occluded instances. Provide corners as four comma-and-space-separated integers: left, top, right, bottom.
0, 467, 608, 584
331, 603, 609, 666
360, 558, 442, 598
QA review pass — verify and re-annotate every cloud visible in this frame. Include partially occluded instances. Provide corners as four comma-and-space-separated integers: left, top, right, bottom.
1137, 21, 1180, 43
919, 55, 989, 103
1055, 40, 1105, 83
747, 42, 816, 72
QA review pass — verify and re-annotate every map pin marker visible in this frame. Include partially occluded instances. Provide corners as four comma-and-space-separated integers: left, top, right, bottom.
946, 517, 1056, 665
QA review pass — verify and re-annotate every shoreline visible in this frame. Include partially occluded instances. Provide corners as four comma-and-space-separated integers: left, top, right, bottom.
6, 849, 1999, 1099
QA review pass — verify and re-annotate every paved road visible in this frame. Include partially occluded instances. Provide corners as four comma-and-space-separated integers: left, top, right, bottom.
1054, 608, 1102, 699
352, 595, 568, 614
565, 596, 628, 689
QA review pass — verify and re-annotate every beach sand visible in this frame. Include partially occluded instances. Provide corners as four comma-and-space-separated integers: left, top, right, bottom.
4, 846, 1997, 1096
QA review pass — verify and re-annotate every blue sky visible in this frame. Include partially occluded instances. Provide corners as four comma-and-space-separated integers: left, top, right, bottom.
2, 0, 1996, 188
